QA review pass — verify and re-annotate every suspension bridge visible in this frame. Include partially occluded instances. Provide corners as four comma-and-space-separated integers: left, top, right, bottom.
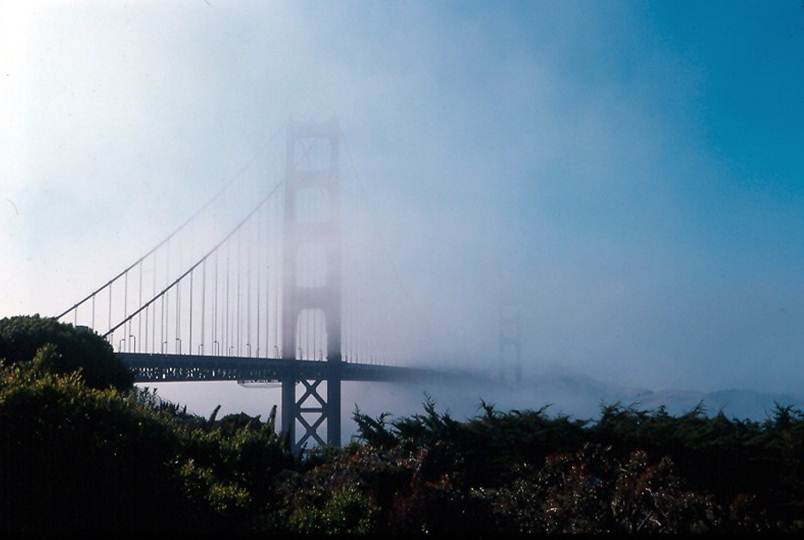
55, 120, 467, 452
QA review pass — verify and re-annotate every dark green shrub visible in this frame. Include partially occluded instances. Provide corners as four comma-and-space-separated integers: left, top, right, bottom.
0, 351, 293, 533
351, 399, 804, 533
0, 348, 194, 531
288, 485, 379, 534
0, 314, 133, 391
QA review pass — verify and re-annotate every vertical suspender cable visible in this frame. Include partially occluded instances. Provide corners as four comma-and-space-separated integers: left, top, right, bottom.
144, 304, 149, 354
160, 295, 165, 353
269, 202, 273, 357
225, 241, 230, 355
108, 283, 113, 343
175, 233, 184, 354
213, 251, 219, 354
123, 271, 129, 352
266, 264, 271, 356
274, 196, 280, 358
256, 205, 262, 357
255, 210, 267, 358
165, 241, 170, 353
189, 269, 193, 355
237, 230, 241, 356
246, 218, 252, 356
152, 251, 157, 353
200, 260, 206, 354
175, 276, 181, 354
123, 271, 128, 351
138, 261, 143, 352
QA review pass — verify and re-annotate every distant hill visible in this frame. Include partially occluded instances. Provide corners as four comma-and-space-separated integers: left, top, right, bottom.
644, 388, 804, 420
513, 370, 804, 421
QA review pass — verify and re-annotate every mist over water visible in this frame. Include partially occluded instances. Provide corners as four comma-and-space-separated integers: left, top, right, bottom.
4, 1, 804, 421
147, 380, 544, 444
147, 370, 804, 446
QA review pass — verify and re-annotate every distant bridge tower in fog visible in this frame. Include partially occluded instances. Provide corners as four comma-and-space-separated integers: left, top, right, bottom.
498, 296, 522, 385
281, 119, 343, 449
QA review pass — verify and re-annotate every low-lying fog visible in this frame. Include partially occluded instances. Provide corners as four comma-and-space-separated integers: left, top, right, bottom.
146, 372, 804, 446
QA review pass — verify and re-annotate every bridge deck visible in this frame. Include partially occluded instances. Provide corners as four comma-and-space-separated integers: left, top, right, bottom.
118, 352, 445, 383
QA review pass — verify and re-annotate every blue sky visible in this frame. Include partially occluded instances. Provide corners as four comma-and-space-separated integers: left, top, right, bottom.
1, 1, 803, 393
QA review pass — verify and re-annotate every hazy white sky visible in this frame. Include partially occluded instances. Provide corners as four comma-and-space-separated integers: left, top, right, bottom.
2, 1, 804, 393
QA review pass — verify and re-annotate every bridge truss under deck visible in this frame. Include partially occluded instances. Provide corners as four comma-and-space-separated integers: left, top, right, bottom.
119, 353, 439, 384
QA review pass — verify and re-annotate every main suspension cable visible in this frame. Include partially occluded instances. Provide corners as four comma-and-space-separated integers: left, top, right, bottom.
57, 126, 285, 320
104, 180, 284, 339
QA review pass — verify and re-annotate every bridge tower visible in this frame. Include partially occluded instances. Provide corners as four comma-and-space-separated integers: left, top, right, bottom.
280, 119, 343, 452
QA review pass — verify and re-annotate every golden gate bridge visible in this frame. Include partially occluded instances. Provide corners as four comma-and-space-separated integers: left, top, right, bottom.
55, 120, 473, 452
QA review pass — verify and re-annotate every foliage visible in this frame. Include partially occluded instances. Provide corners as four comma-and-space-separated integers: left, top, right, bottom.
1, 337, 803, 533
0, 349, 292, 532
479, 446, 726, 534
0, 314, 133, 390
287, 485, 379, 535
351, 398, 804, 533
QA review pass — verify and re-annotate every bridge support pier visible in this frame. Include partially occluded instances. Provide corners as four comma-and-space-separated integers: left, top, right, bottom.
281, 376, 341, 454
281, 378, 296, 447
327, 374, 341, 447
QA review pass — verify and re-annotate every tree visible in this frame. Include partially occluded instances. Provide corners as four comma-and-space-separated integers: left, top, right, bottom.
0, 314, 133, 390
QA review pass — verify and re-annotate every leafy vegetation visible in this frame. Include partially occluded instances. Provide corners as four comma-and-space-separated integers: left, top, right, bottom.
348, 398, 802, 534
0, 345, 292, 532
0, 315, 132, 390
0, 322, 802, 533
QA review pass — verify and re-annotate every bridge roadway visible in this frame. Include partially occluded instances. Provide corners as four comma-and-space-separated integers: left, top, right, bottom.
117, 352, 450, 384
